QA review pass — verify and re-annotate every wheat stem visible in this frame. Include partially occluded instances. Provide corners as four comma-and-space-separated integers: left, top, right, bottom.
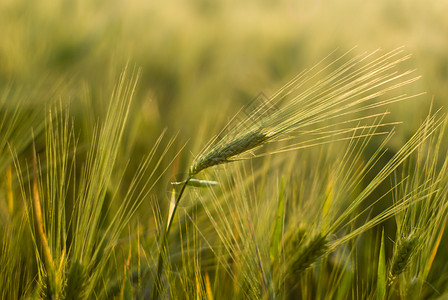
32, 145, 58, 298
153, 176, 191, 299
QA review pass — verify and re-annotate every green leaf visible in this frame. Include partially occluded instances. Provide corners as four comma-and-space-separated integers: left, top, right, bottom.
122, 277, 132, 300
377, 229, 386, 300
335, 270, 352, 300
270, 178, 285, 264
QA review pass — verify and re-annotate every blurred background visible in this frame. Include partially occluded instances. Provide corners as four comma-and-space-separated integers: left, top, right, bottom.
1, 0, 447, 187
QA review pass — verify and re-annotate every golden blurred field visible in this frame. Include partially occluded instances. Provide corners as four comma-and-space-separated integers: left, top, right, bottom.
2, 0, 447, 125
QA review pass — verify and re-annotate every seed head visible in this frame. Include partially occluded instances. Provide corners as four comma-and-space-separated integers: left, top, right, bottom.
291, 233, 329, 273
388, 234, 418, 285
190, 129, 269, 175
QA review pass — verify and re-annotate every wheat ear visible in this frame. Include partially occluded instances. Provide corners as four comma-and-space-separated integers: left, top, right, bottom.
190, 129, 269, 175
388, 234, 418, 285
292, 233, 329, 273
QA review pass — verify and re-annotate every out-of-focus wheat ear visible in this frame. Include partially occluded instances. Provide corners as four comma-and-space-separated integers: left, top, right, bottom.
388, 234, 418, 285
291, 233, 329, 274
65, 260, 85, 300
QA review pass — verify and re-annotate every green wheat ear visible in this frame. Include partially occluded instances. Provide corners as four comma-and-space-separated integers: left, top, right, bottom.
190, 129, 268, 175
291, 233, 329, 274
388, 234, 419, 285
65, 261, 85, 300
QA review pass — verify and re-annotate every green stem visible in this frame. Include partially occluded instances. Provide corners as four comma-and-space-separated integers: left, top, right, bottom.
152, 175, 191, 299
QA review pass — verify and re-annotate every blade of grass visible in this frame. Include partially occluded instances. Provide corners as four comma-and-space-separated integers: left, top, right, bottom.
377, 229, 386, 300
270, 178, 285, 265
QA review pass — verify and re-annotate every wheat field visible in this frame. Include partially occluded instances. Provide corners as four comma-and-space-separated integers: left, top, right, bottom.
1, 0, 448, 299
